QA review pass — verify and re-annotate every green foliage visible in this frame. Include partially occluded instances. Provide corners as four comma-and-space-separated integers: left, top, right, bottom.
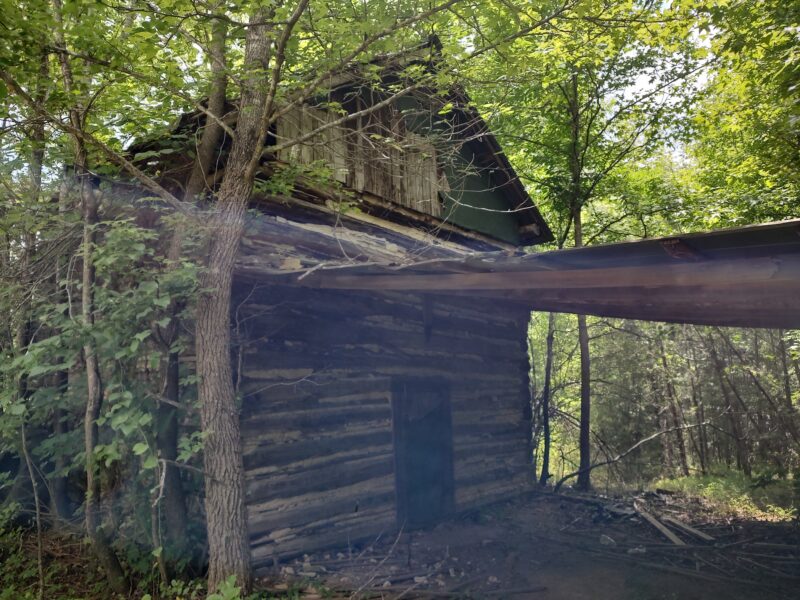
654, 470, 797, 521
206, 576, 244, 600
0, 527, 40, 600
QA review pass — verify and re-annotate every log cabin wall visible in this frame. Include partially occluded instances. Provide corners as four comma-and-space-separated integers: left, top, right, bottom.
235, 283, 532, 571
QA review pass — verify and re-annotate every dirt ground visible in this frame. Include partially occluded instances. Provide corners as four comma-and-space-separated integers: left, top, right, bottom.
259, 491, 800, 600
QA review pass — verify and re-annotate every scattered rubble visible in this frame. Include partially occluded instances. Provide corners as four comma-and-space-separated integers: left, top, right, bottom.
256, 490, 799, 599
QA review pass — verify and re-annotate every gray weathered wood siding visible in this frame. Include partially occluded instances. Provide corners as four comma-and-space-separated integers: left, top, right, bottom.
275, 105, 442, 217
236, 284, 532, 570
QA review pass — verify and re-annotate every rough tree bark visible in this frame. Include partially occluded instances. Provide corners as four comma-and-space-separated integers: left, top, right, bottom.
195, 7, 278, 591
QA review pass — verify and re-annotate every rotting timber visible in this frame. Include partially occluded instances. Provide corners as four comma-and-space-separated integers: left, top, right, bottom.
236, 284, 532, 569
196, 75, 553, 567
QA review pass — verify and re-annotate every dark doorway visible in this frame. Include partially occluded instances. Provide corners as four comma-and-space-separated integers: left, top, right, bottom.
391, 379, 455, 529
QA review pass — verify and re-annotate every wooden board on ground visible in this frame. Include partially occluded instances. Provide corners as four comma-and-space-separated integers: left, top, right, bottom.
661, 516, 715, 542
634, 503, 687, 546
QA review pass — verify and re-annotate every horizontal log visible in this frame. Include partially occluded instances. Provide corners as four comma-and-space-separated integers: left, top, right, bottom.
244, 430, 392, 470
240, 358, 525, 384
252, 513, 397, 569
455, 473, 533, 509
248, 476, 395, 535
246, 443, 394, 479
251, 504, 395, 549
247, 454, 394, 504
236, 287, 527, 339
241, 403, 391, 433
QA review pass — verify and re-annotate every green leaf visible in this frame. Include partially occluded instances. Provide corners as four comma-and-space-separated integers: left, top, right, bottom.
7, 403, 25, 416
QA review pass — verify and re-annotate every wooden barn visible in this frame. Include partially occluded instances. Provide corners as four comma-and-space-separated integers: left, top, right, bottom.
133, 46, 554, 571
229, 79, 554, 569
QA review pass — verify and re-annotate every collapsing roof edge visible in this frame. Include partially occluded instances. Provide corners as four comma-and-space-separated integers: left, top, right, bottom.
289, 219, 800, 329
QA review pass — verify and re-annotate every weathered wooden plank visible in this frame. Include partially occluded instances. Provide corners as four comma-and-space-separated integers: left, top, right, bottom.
241, 403, 391, 432
247, 476, 395, 534
252, 513, 397, 568
243, 430, 392, 470
246, 454, 394, 503
635, 504, 687, 546
251, 504, 396, 551
237, 313, 527, 360
237, 285, 527, 330
661, 515, 715, 542
245, 443, 394, 479
455, 473, 533, 508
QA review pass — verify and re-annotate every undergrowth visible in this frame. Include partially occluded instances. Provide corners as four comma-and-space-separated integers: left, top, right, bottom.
0, 513, 303, 600
652, 469, 798, 521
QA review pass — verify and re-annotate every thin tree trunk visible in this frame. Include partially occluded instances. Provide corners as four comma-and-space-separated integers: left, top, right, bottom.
51, 0, 128, 590
79, 166, 127, 592
51, 180, 73, 519
21, 424, 44, 600
156, 350, 187, 552
185, 17, 228, 202
688, 371, 708, 476
659, 341, 690, 476
563, 70, 592, 491
710, 345, 750, 477
777, 331, 795, 412
573, 207, 592, 491
539, 312, 556, 486
659, 407, 676, 475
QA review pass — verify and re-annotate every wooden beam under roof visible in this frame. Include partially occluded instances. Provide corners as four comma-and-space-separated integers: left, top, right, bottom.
286, 219, 800, 329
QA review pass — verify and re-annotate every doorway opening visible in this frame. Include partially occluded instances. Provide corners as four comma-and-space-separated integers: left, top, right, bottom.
391, 379, 455, 529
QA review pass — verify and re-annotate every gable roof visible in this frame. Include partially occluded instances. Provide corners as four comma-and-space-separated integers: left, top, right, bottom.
312, 39, 553, 246
129, 39, 553, 249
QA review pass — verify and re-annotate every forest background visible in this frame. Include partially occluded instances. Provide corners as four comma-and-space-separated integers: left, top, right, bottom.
0, 0, 798, 598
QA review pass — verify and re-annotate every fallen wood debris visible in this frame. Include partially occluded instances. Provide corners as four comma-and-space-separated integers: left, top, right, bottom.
661, 515, 715, 542
257, 491, 799, 599
634, 502, 687, 546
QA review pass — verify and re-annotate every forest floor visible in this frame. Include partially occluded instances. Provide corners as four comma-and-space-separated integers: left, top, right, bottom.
263, 490, 800, 600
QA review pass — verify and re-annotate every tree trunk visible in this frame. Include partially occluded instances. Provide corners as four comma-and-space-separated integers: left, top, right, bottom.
196, 9, 275, 592
79, 165, 128, 593
573, 208, 592, 491
539, 312, 556, 486
659, 341, 690, 477
156, 351, 187, 553
51, 0, 128, 590
154, 16, 229, 565
710, 346, 750, 477
688, 370, 708, 476
777, 331, 795, 412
